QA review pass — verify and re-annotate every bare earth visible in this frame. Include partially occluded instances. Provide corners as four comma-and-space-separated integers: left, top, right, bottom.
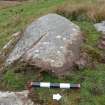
0, 0, 21, 9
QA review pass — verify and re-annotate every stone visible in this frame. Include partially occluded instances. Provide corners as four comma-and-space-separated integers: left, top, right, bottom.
1, 31, 22, 60
0, 31, 22, 72
0, 90, 34, 105
94, 21, 105, 50
3, 13, 83, 76
94, 21, 105, 34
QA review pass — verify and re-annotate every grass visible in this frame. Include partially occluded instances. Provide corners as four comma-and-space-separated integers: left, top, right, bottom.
0, 0, 65, 50
0, 0, 105, 105
3, 64, 105, 105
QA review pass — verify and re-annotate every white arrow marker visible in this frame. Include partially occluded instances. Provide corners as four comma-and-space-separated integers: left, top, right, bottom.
53, 93, 62, 101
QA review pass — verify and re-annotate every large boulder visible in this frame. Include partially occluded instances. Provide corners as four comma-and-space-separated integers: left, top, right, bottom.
3, 13, 83, 76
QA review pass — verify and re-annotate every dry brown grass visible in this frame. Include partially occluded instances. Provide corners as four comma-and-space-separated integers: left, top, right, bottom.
56, 0, 105, 22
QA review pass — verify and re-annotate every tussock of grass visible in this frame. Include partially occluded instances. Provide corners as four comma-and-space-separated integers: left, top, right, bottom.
82, 45, 102, 61
56, 0, 105, 22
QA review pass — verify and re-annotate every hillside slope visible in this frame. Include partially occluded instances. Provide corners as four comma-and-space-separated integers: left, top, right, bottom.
0, 0, 105, 105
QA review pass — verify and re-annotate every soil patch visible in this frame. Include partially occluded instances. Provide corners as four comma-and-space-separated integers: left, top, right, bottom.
0, 0, 21, 9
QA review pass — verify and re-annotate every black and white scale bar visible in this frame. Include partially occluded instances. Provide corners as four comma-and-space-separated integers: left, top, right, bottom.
30, 82, 80, 89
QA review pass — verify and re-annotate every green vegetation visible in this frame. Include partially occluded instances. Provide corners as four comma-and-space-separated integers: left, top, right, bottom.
0, 0, 105, 105
0, 0, 65, 50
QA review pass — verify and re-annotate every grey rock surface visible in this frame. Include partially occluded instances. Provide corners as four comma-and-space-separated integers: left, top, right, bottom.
0, 90, 34, 105
94, 21, 105, 49
94, 21, 105, 34
4, 13, 83, 76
